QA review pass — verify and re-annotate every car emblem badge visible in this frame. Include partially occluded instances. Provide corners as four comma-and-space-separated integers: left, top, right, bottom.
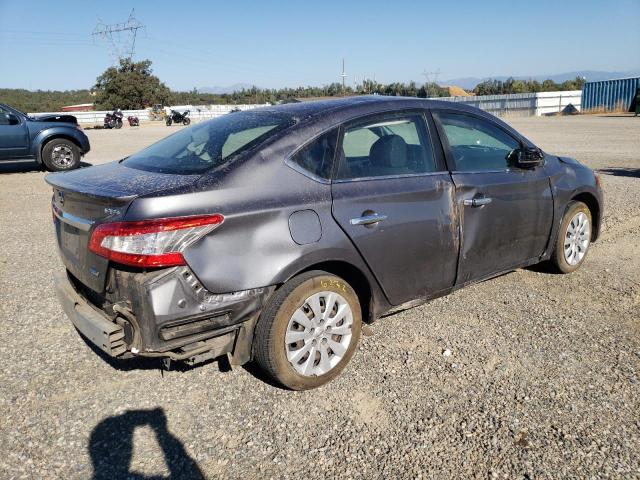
104, 207, 121, 216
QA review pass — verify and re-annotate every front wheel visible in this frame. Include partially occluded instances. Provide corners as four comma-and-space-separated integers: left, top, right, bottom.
115, 119, 123, 129
550, 201, 592, 273
166, 118, 172, 126
41, 138, 81, 171
182, 117, 191, 125
253, 271, 362, 390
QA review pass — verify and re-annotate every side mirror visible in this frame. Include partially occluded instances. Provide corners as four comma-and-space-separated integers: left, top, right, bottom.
7, 114, 20, 126
508, 147, 544, 168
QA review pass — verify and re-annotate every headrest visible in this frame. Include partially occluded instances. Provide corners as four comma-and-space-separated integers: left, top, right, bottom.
369, 135, 408, 169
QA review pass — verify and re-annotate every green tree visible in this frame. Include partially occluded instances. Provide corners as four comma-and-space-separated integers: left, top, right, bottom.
93, 58, 172, 110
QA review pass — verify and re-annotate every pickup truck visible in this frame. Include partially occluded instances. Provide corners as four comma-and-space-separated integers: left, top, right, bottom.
0, 103, 90, 171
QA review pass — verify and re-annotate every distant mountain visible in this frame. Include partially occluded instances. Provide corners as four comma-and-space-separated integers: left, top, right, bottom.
198, 83, 258, 94
439, 70, 640, 90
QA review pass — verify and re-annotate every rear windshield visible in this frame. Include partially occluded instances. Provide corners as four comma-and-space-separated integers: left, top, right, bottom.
123, 110, 295, 174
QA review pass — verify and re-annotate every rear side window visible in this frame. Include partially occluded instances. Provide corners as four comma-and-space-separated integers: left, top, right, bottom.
123, 110, 295, 175
289, 129, 338, 180
436, 112, 520, 172
336, 114, 436, 180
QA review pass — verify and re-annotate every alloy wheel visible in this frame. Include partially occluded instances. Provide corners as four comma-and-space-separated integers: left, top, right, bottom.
51, 145, 75, 169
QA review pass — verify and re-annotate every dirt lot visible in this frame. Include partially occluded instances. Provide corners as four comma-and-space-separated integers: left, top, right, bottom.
0, 116, 638, 479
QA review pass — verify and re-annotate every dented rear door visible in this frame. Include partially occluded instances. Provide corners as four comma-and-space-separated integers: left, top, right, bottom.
331, 111, 458, 306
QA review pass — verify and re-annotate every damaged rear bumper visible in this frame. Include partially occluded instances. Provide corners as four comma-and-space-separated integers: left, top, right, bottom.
54, 272, 127, 356
53, 268, 274, 365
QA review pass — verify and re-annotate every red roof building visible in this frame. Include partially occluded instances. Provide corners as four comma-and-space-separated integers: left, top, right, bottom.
61, 103, 94, 112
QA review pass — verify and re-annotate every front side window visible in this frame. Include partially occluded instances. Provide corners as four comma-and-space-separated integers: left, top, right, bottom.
336, 114, 436, 180
436, 112, 520, 172
289, 129, 338, 180
0, 105, 20, 126
123, 110, 295, 174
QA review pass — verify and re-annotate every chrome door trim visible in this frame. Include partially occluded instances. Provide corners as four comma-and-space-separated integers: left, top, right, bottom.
52, 204, 94, 231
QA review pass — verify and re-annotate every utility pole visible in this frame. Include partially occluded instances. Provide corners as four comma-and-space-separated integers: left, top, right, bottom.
341, 58, 347, 94
92, 9, 145, 63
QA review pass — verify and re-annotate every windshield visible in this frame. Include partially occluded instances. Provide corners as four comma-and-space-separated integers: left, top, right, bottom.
123, 110, 295, 174
0, 104, 28, 117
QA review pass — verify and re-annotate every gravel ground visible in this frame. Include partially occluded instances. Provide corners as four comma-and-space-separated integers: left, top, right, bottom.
0, 115, 638, 479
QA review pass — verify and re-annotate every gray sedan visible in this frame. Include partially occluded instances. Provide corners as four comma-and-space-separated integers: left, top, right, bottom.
46, 97, 603, 389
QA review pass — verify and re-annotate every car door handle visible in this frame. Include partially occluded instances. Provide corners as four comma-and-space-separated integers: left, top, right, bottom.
350, 213, 388, 226
463, 197, 492, 207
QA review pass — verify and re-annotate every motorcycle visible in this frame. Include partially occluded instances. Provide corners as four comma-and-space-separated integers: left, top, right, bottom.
166, 109, 191, 126
127, 115, 139, 127
103, 109, 123, 129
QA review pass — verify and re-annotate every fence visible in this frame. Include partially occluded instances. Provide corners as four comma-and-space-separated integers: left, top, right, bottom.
29, 104, 265, 126
30, 91, 584, 124
433, 91, 582, 117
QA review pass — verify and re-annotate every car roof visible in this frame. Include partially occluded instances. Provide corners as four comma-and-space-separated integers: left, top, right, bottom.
252, 95, 491, 126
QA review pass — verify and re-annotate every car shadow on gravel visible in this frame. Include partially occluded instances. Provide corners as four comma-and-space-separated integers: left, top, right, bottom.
598, 167, 640, 178
242, 362, 288, 389
524, 262, 558, 274
89, 408, 204, 479
0, 160, 93, 173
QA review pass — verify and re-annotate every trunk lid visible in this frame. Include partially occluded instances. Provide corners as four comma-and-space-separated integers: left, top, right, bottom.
46, 162, 202, 292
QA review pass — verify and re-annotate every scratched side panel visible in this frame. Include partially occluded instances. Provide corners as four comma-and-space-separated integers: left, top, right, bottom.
452, 169, 554, 284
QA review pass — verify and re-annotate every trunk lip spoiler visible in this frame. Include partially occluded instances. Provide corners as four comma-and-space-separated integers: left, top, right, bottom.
45, 173, 138, 202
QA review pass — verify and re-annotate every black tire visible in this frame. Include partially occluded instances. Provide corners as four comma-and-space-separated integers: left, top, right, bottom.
550, 201, 592, 273
115, 119, 123, 129
41, 138, 81, 171
166, 118, 172, 126
183, 117, 191, 125
254, 271, 362, 390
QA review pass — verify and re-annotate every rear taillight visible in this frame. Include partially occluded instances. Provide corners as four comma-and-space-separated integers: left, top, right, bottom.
89, 214, 224, 267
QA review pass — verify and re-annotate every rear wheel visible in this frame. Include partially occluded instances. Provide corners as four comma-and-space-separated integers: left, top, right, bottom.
41, 138, 81, 171
182, 117, 191, 125
550, 201, 592, 273
254, 271, 362, 390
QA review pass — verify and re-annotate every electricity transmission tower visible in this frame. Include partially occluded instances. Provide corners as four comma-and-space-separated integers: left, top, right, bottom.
92, 9, 145, 63
422, 68, 442, 84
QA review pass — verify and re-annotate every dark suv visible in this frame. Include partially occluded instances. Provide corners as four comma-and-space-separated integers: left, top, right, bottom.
46, 97, 603, 389
0, 103, 90, 171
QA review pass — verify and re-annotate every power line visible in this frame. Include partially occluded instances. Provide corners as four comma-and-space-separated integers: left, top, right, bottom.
92, 9, 145, 63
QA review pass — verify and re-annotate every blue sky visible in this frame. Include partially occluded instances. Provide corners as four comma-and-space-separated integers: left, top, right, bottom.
1, 0, 639, 91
